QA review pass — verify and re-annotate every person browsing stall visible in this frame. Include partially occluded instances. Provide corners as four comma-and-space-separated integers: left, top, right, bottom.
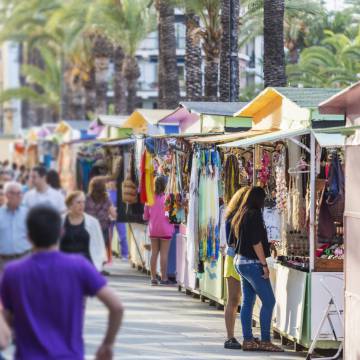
233, 186, 283, 352
85, 176, 117, 263
0, 205, 124, 360
223, 186, 250, 350
143, 176, 174, 286
0, 182, 32, 272
23, 166, 66, 212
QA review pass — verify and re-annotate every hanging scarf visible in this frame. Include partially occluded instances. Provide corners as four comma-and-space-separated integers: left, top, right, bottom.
224, 154, 239, 204
144, 150, 155, 206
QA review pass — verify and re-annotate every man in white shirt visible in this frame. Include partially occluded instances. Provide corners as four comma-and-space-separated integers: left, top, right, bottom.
23, 166, 66, 213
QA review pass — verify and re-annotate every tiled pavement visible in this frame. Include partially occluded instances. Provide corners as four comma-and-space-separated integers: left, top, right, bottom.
3, 260, 306, 359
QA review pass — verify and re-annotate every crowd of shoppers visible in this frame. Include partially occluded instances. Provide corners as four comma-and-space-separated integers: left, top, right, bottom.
0, 205, 123, 359
0, 159, 285, 356
0, 163, 125, 359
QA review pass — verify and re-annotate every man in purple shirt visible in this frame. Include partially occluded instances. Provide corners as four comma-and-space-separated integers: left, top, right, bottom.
0, 205, 124, 360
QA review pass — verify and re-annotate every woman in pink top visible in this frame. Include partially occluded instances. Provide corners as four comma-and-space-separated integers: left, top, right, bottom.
143, 176, 174, 286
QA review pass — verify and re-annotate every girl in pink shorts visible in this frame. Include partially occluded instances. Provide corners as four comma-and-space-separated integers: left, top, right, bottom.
143, 176, 174, 286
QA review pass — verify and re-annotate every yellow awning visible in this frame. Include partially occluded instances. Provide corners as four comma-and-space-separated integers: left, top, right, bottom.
122, 109, 175, 133
234, 88, 283, 118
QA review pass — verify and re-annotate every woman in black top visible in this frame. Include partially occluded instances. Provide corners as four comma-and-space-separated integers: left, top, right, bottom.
60, 191, 92, 263
232, 187, 283, 352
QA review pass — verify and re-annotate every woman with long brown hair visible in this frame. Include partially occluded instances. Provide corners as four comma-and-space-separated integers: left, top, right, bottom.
85, 176, 117, 264
143, 176, 174, 286
232, 186, 283, 352
223, 186, 250, 350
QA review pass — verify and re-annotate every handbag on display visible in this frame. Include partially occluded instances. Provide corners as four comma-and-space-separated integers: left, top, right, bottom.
317, 181, 336, 240
326, 153, 345, 223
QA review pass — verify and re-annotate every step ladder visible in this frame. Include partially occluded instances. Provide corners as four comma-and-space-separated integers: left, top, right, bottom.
306, 275, 344, 360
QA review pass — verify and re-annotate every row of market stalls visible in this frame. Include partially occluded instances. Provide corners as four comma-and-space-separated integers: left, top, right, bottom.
14, 86, 357, 355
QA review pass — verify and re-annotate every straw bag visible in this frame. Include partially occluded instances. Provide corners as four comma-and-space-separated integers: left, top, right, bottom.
121, 153, 138, 205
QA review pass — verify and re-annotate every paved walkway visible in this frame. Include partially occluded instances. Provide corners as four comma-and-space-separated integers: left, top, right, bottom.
84, 261, 306, 360
3, 260, 306, 359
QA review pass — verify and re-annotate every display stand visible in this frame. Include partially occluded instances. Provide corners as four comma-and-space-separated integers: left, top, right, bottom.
221, 129, 345, 349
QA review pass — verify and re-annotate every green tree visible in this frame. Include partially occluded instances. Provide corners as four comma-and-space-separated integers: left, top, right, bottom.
155, 0, 180, 109
181, 0, 222, 101
0, 47, 61, 121
240, 0, 323, 64
92, 0, 156, 113
287, 32, 360, 87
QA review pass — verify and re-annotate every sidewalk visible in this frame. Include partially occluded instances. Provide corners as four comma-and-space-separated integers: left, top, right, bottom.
84, 260, 306, 359
3, 259, 306, 359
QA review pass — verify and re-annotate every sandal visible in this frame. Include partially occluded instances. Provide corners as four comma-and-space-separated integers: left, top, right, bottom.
150, 279, 158, 286
242, 339, 260, 351
258, 341, 284, 352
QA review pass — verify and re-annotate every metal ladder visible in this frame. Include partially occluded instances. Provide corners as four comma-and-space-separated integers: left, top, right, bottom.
306, 276, 344, 360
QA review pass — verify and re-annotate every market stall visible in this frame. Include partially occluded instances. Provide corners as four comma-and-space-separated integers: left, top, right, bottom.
319, 82, 360, 359
218, 87, 345, 349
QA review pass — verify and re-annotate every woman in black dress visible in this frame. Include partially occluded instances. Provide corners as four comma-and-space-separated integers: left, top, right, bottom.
61, 191, 92, 263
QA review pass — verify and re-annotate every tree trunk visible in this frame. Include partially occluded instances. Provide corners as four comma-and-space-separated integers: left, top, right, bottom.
156, 0, 180, 109
204, 55, 219, 101
92, 35, 112, 115
264, 0, 287, 87
113, 46, 127, 115
220, 0, 240, 102
185, 10, 202, 101
27, 46, 47, 125
83, 66, 96, 119
62, 60, 86, 120
123, 55, 141, 114
19, 44, 31, 129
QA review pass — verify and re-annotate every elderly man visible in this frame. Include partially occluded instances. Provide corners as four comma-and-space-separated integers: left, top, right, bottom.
23, 166, 66, 212
0, 182, 32, 272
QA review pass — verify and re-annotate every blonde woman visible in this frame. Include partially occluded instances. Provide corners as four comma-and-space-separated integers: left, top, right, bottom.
224, 186, 250, 350
61, 191, 106, 271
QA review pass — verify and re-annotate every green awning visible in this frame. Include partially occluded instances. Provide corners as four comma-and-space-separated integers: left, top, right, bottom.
312, 132, 345, 147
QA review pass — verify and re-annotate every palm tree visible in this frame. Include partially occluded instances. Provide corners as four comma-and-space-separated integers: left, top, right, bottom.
182, 0, 222, 101
240, 0, 323, 64
219, 0, 240, 101
0, 46, 61, 122
91, 34, 113, 115
0, 0, 64, 125
185, 8, 202, 101
93, 0, 156, 113
287, 32, 360, 88
155, 0, 180, 109
113, 46, 127, 115
263, 0, 286, 87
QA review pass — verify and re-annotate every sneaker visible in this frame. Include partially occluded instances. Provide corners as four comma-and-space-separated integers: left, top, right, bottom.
151, 279, 158, 286
159, 280, 170, 286
224, 337, 242, 350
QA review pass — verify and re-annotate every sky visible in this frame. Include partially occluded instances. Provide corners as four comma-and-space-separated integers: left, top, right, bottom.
326, 0, 346, 11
